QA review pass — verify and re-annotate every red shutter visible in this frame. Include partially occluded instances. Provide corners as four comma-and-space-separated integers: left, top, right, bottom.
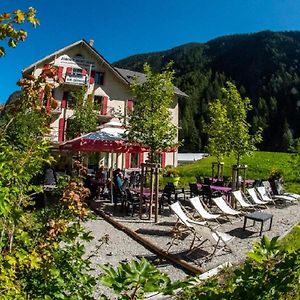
46, 98, 51, 114
161, 152, 166, 168
125, 153, 130, 169
57, 66, 63, 79
101, 96, 108, 115
82, 68, 87, 75
127, 99, 133, 113
66, 67, 73, 75
139, 153, 144, 166
89, 70, 95, 84
61, 92, 68, 109
58, 118, 65, 142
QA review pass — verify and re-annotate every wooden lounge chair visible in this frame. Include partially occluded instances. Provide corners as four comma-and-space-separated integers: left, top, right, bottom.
257, 185, 297, 204
169, 202, 234, 259
272, 180, 300, 200
189, 196, 221, 225
168, 201, 206, 253
211, 196, 242, 218
231, 190, 257, 211
246, 188, 268, 208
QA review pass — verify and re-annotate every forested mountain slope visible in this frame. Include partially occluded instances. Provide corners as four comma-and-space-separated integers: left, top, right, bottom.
113, 31, 300, 152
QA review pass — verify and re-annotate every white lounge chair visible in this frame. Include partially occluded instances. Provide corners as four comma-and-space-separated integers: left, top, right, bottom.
211, 196, 242, 219
196, 222, 235, 260
189, 196, 221, 225
247, 188, 268, 208
263, 180, 299, 201
169, 202, 234, 259
273, 180, 300, 200
231, 190, 257, 210
256, 186, 282, 205
169, 201, 206, 252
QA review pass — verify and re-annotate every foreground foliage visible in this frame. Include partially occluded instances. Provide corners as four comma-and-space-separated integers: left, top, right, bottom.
0, 68, 101, 299
178, 234, 300, 300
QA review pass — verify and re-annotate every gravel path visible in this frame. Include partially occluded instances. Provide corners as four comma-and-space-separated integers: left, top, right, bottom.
86, 198, 300, 298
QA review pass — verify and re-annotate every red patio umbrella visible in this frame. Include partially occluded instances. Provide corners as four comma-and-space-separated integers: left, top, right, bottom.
60, 126, 149, 153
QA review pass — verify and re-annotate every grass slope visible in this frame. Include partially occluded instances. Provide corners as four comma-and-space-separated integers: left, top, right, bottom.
176, 151, 300, 193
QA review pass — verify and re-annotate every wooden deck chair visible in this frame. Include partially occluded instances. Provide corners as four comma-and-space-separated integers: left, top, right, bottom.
272, 180, 300, 200
231, 190, 257, 211
211, 196, 242, 220
189, 196, 221, 225
246, 188, 268, 208
255, 186, 283, 205
196, 224, 235, 260
168, 202, 206, 253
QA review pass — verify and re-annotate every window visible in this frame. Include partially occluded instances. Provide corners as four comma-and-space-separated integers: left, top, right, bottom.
95, 72, 104, 85
94, 95, 103, 109
67, 93, 76, 109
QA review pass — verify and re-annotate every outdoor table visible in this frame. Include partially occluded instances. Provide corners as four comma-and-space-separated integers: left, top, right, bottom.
209, 185, 232, 194
243, 211, 273, 236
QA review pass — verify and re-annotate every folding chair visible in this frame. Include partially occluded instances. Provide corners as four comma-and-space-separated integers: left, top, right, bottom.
272, 180, 300, 200
189, 196, 221, 225
247, 188, 268, 208
168, 201, 206, 253
231, 190, 257, 211
196, 223, 235, 260
255, 186, 281, 205
211, 196, 243, 220
169, 202, 234, 260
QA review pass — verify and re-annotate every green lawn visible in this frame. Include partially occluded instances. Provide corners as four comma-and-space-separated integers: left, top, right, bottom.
176, 151, 300, 193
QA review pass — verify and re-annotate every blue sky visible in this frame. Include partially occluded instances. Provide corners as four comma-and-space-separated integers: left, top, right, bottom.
1, 0, 300, 103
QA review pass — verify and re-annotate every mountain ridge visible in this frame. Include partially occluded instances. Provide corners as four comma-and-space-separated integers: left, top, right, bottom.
113, 30, 300, 152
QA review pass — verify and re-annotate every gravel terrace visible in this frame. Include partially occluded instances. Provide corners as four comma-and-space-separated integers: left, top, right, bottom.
86, 197, 300, 298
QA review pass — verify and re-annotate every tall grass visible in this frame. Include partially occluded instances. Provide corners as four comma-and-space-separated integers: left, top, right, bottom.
176, 151, 300, 193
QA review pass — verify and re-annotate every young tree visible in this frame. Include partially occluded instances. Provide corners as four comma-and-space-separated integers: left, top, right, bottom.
223, 81, 262, 165
125, 63, 178, 163
66, 87, 99, 139
205, 99, 231, 163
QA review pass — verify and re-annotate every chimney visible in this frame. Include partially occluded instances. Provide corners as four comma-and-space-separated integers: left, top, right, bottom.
89, 39, 94, 47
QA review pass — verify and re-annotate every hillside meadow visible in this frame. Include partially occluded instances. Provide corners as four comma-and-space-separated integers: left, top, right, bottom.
176, 151, 300, 193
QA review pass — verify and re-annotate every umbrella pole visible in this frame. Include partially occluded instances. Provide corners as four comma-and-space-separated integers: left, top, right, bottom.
110, 151, 114, 204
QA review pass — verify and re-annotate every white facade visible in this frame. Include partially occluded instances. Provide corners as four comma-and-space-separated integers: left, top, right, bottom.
22, 40, 186, 169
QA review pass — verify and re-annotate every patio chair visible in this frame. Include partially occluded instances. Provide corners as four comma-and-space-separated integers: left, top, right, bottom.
168, 201, 206, 253
256, 186, 283, 205
169, 202, 234, 259
231, 190, 257, 211
125, 189, 140, 216
189, 183, 201, 198
246, 188, 268, 208
256, 185, 296, 205
271, 180, 300, 200
195, 221, 235, 260
211, 196, 242, 219
189, 196, 221, 225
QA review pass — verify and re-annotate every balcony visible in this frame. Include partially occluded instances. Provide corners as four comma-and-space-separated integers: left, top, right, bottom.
64, 74, 88, 86
97, 106, 115, 123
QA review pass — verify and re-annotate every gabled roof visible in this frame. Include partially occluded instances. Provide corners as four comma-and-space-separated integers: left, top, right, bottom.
22, 39, 129, 85
115, 67, 188, 97
22, 39, 187, 97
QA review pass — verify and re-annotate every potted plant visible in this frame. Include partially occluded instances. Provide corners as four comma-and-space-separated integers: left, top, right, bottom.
161, 166, 180, 187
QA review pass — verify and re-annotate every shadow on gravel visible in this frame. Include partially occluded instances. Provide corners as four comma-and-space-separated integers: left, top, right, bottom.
135, 228, 172, 236
227, 227, 256, 239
